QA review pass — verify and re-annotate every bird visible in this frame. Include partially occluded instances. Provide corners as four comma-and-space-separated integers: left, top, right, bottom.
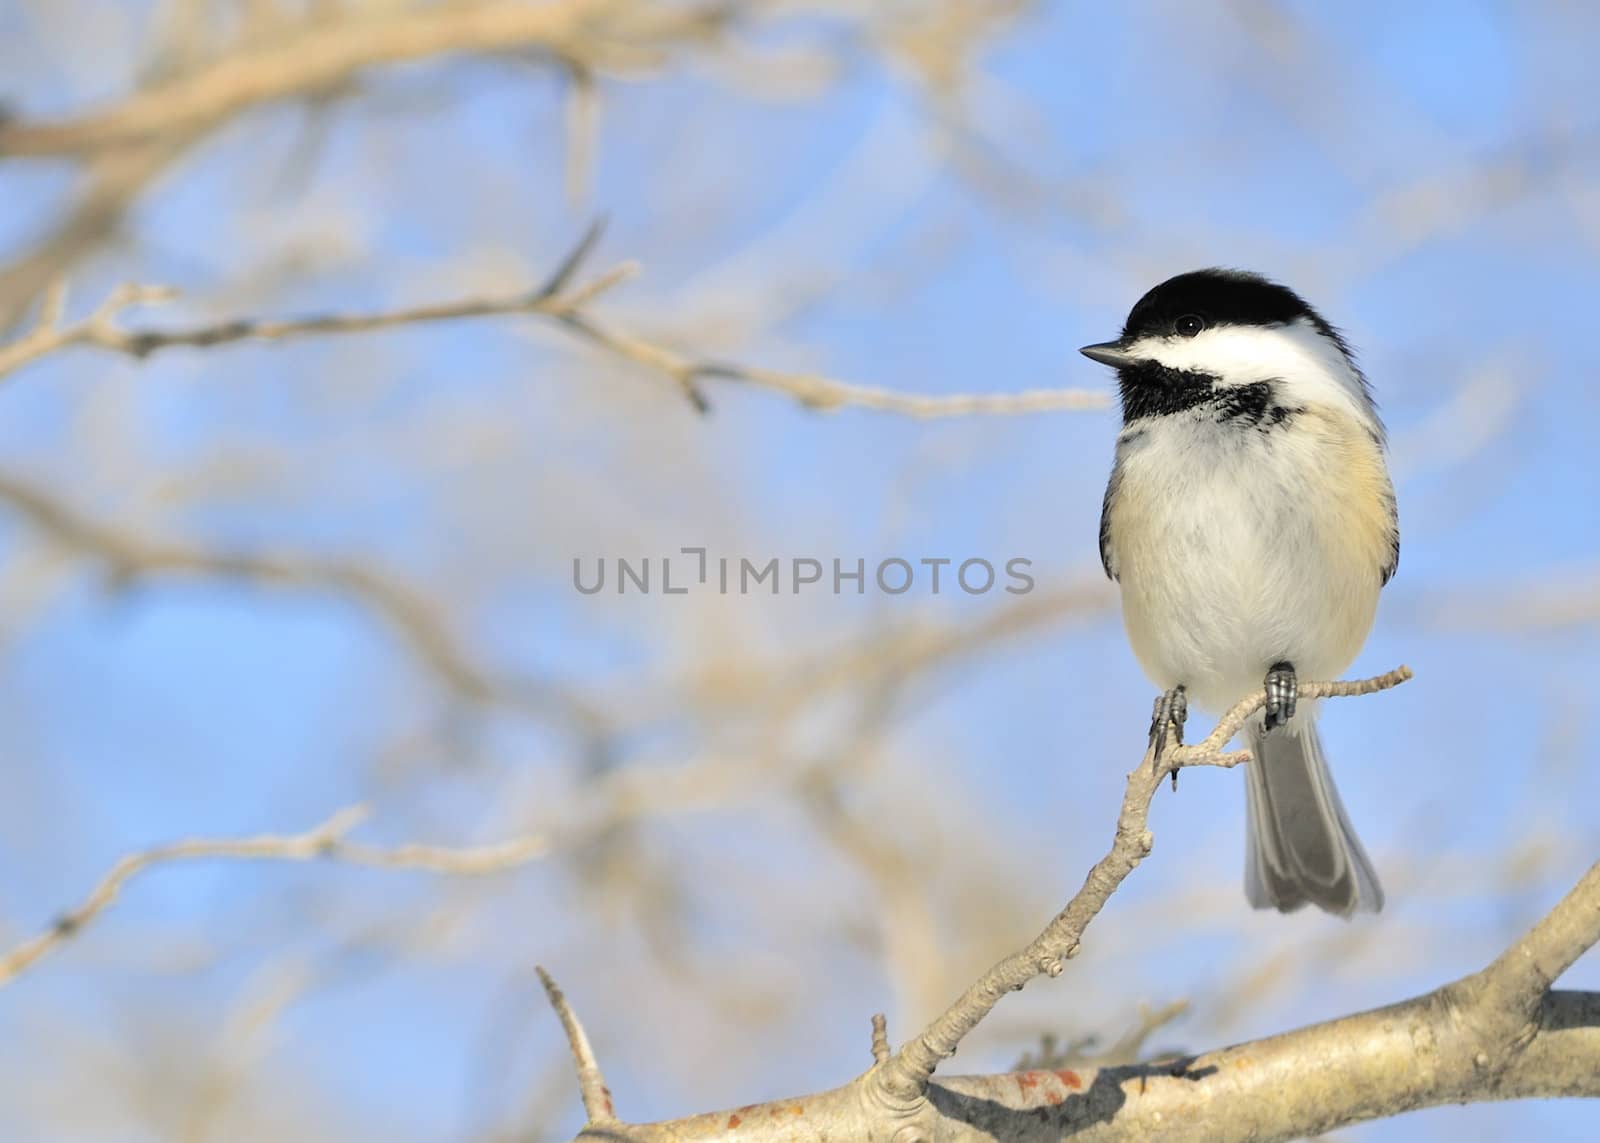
1081, 268, 1398, 916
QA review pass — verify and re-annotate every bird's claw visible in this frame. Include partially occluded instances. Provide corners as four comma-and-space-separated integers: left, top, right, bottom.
1263, 661, 1297, 731
1149, 685, 1187, 784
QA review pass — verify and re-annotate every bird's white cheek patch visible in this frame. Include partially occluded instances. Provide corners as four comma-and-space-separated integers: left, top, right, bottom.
1126, 326, 1301, 384
1125, 319, 1379, 433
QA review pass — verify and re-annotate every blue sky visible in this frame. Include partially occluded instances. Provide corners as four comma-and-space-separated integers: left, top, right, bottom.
0, 2, 1597, 1140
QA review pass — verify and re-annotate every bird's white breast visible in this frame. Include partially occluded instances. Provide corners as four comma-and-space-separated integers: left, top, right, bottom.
1106, 403, 1391, 713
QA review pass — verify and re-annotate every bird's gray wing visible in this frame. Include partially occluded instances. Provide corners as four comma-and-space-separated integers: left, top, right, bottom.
1098, 457, 1121, 582
1380, 483, 1400, 585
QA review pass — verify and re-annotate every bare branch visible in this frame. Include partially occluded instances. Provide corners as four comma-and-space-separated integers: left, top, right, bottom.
1482, 860, 1600, 1004
563, 851, 1600, 1143
694, 359, 1109, 417
556, 302, 1109, 414
913, 989, 1600, 1143
871, 666, 1415, 1104
536, 216, 611, 300
0, 806, 552, 987
568, 990, 1600, 1141
0, 233, 1107, 417
1458, 859, 1600, 1061
0, 225, 634, 381
538, 967, 617, 1125
871, 1013, 890, 1066
0, 280, 178, 381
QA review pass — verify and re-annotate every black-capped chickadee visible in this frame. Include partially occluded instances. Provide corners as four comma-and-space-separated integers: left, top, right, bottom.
1082, 269, 1398, 916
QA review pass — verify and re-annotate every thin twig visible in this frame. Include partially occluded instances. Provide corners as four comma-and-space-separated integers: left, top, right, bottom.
0, 281, 175, 380
870, 666, 1415, 1104
0, 258, 1108, 419
871, 1013, 891, 1066
1099, 998, 1190, 1064
1177, 666, 1416, 761
0, 227, 633, 380
0, 806, 551, 987
1012, 997, 1191, 1070
555, 303, 1108, 415
538, 967, 616, 1124
697, 360, 1108, 417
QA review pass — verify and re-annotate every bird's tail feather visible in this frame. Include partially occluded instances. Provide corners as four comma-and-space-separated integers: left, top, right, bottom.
1244, 717, 1382, 916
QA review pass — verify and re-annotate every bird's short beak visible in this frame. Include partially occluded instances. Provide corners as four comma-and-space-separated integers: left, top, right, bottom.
1079, 341, 1137, 368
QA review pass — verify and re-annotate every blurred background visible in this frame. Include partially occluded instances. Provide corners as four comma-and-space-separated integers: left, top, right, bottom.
0, 1, 1596, 1139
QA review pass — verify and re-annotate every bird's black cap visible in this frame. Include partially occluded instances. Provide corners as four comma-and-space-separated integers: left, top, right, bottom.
1128, 268, 1334, 339
1081, 268, 1351, 362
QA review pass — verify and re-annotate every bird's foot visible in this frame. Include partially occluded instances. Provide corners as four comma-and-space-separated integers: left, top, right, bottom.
1263, 661, 1297, 731
1149, 685, 1187, 785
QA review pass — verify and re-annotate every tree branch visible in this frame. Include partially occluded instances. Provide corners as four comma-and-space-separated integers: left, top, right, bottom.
0, 1, 727, 159
0, 221, 629, 381
0, 232, 1107, 417
1480, 859, 1600, 1003
553, 303, 1109, 415
1448, 858, 1600, 1069
539, 966, 617, 1125
552, 988, 1600, 1141
556, 861, 1600, 1141
872, 666, 1415, 1104
0, 805, 553, 987
911, 986, 1600, 1143
539, 668, 1589, 1141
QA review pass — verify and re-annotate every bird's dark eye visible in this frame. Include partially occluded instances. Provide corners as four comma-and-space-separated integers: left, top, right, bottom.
1174, 314, 1206, 338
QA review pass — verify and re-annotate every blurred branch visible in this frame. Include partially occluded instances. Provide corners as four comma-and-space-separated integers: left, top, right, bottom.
1428, 565, 1600, 631
0, 0, 728, 320
0, 466, 602, 731
0, 461, 1108, 817
1013, 999, 1191, 1070
0, 137, 197, 330
0, 279, 177, 381
801, 764, 949, 1021
640, 580, 1113, 729
0, 1, 728, 160
0, 805, 552, 987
